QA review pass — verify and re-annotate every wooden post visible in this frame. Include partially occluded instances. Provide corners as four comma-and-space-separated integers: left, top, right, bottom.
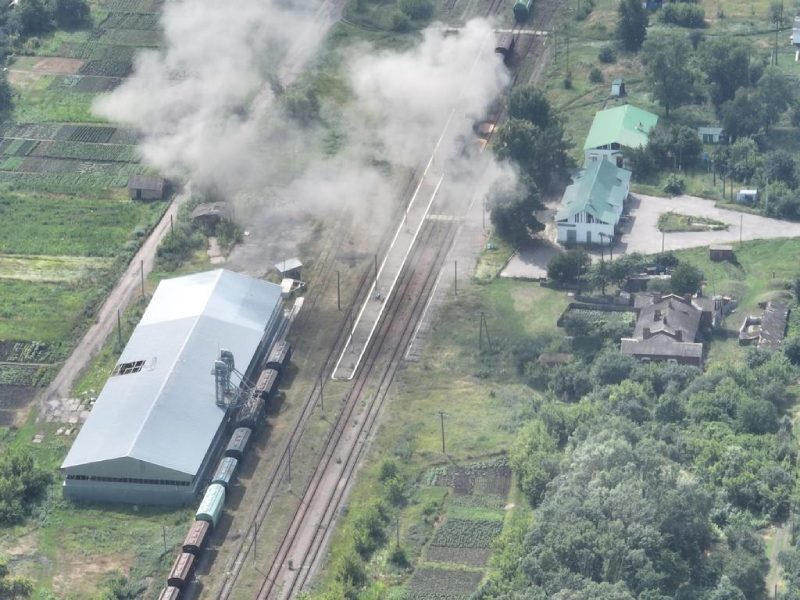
170, 214, 174, 235
162, 524, 167, 554
438, 411, 446, 454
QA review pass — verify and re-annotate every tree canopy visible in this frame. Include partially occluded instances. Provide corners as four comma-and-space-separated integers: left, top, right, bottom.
617, 0, 648, 52
641, 30, 694, 117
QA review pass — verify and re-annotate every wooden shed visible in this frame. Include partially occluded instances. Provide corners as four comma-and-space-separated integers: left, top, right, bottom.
127, 175, 165, 201
191, 202, 232, 228
709, 245, 734, 262
611, 78, 626, 97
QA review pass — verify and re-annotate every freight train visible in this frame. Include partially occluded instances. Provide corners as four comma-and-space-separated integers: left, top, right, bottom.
513, 0, 533, 22
157, 340, 292, 599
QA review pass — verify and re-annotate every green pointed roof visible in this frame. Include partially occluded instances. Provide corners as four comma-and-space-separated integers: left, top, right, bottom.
583, 104, 658, 151
555, 160, 631, 224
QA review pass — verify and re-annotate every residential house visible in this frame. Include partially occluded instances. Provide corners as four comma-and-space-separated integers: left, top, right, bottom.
556, 159, 631, 245
128, 175, 165, 201
739, 301, 790, 350
697, 126, 727, 144
583, 104, 658, 166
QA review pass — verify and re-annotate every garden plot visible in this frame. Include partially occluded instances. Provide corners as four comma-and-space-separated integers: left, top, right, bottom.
100, 11, 160, 29
30, 57, 85, 74
18, 157, 139, 176
0, 172, 128, 191
0, 139, 39, 156
57, 42, 137, 62
79, 59, 132, 78
0, 254, 112, 283
405, 568, 483, 600
75, 76, 121, 92
30, 141, 138, 163
558, 306, 636, 330
102, 0, 161, 13
1, 123, 62, 140
425, 518, 503, 567
98, 29, 162, 47
431, 457, 512, 497
0, 364, 57, 387
0, 340, 69, 364
55, 125, 116, 143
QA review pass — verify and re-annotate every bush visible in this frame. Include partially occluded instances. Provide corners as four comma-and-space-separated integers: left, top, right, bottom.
659, 2, 705, 27
663, 174, 685, 195
388, 545, 409, 567
398, 0, 433, 20
598, 45, 617, 63
547, 249, 590, 284
670, 262, 703, 295
378, 460, 399, 482
589, 67, 604, 83
783, 336, 800, 365
389, 9, 412, 31
0, 450, 51, 525
563, 71, 573, 89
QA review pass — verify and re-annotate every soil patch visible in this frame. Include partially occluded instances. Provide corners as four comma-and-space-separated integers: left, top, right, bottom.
32, 57, 85, 74
52, 551, 134, 596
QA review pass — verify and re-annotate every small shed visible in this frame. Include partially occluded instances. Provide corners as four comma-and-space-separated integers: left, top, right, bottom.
698, 127, 727, 145
275, 257, 302, 280
737, 189, 758, 204
127, 175, 165, 201
191, 202, 232, 228
611, 78, 626, 97
709, 244, 734, 262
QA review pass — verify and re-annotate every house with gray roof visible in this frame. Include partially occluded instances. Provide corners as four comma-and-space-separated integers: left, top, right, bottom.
61, 269, 284, 505
621, 293, 704, 366
556, 159, 631, 245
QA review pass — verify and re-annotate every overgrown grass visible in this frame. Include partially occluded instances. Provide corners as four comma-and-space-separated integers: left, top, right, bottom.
657, 211, 728, 232
11, 75, 101, 124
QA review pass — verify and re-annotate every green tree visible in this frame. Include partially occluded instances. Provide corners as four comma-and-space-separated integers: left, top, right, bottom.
757, 66, 792, 130
8, 0, 53, 35
0, 450, 51, 525
699, 37, 753, 107
721, 88, 765, 141
510, 419, 559, 506
54, 0, 90, 28
670, 262, 702, 295
659, 2, 706, 28
0, 72, 12, 118
641, 30, 694, 117
488, 176, 543, 246
547, 249, 590, 284
282, 86, 320, 126
398, 0, 433, 20
507, 85, 552, 128
783, 336, 800, 365
617, 0, 648, 51
494, 118, 572, 191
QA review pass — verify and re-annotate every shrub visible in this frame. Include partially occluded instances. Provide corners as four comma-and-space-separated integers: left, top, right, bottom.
598, 45, 617, 63
659, 2, 705, 27
390, 9, 412, 31
783, 336, 800, 365
589, 67, 604, 83
378, 460, 399, 482
670, 262, 703, 295
388, 545, 409, 567
663, 174, 685, 195
563, 71, 573, 89
547, 249, 590, 284
0, 450, 52, 525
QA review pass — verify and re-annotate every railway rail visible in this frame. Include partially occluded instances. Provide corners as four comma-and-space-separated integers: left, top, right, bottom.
259, 219, 459, 599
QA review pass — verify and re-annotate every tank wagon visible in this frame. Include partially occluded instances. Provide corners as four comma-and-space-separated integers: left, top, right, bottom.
158, 341, 294, 594
157, 586, 181, 600
196, 483, 225, 527
513, 0, 533, 22
182, 519, 211, 555
265, 340, 292, 372
167, 552, 196, 589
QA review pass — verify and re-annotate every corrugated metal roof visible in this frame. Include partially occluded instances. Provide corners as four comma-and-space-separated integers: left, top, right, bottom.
583, 105, 658, 150
62, 269, 282, 478
128, 174, 165, 191
555, 160, 631, 222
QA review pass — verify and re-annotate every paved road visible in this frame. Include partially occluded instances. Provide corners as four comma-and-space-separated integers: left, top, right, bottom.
501, 193, 800, 279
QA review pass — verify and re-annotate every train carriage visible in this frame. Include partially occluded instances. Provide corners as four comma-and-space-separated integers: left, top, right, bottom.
211, 456, 238, 489
224, 427, 252, 461
158, 586, 182, 600
265, 341, 292, 372
254, 368, 279, 401
167, 552, 196, 589
195, 483, 226, 527
236, 391, 265, 429
495, 32, 516, 64
182, 519, 211, 555
513, 0, 533, 22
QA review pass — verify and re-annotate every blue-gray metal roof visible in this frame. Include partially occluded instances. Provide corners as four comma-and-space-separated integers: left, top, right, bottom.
62, 269, 282, 479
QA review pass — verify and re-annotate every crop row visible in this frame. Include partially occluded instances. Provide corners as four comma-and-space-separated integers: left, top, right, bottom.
79, 59, 132, 78
98, 28, 162, 47
405, 568, 482, 600
1, 123, 62, 140
564, 307, 635, 326
52, 75, 119, 93
429, 457, 512, 496
425, 546, 491, 567
0, 341, 69, 364
102, 0, 161, 13
101, 11, 160, 30
0, 139, 38, 157
430, 519, 502, 549
30, 142, 139, 163
58, 41, 137, 62
0, 364, 57, 387
0, 172, 128, 191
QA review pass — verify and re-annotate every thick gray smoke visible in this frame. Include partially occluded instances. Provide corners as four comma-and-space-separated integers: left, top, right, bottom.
94, 0, 514, 234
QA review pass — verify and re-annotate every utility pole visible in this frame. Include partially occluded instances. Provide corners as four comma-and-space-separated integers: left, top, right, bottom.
478, 312, 493, 352
162, 524, 167, 554
437, 411, 446, 454
170, 214, 174, 235
336, 271, 341, 311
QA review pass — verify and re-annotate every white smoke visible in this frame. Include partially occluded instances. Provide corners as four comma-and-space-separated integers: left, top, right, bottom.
94, 0, 513, 233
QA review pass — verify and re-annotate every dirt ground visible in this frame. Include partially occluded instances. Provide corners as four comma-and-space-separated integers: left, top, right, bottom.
31, 57, 85, 74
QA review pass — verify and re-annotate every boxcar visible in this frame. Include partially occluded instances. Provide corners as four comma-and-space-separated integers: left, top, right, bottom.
167, 552, 195, 589
513, 0, 532, 22
224, 427, 252, 460
236, 391, 265, 429
158, 586, 182, 600
265, 341, 292, 372
494, 32, 516, 64
255, 368, 279, 401
211, 456, 238, 489
196, 483, 226, 528
182, 519, 211, 555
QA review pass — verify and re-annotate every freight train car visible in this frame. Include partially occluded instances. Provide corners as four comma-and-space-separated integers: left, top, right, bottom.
158, 586, 181, 600
211, 456, 238, 489
224, 427, 252, 460
265, 341, 292, 372
196, 483, 225, 527
236, 390, 265, 429
495, 32, 516, 64
182, 519, 211, 555
513, 0, 533, 22
254, 368, 279, 401
167, 552, 196, 589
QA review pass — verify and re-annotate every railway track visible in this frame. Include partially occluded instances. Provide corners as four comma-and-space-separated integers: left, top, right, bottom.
259, 218, 459, 599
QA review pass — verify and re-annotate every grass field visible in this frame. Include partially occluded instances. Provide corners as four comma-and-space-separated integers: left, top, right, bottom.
657, 211, 729, 232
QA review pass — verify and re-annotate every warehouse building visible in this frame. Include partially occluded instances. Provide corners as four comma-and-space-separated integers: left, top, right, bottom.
61, 269, 284, 505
